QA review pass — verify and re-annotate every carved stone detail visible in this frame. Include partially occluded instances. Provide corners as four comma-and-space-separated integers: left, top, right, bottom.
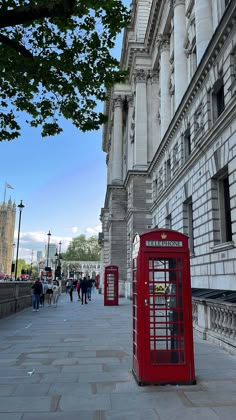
149, 70, 159, 83
157, 35, 170, 52
134, 69, 148, 83
113, 96, 123, 108
173, 0, 185, 7
129, 109, 135, 144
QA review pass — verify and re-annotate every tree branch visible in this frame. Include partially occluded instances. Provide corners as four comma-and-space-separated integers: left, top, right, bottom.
0, 0, 76, 29
0, 33, 34, 58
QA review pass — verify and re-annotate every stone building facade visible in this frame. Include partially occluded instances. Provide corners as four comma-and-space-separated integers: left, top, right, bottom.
100, 0, 235, 298
0, 199, 16, 275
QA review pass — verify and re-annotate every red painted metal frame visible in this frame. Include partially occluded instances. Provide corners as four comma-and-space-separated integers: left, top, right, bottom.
132, 228, 196, 386
104, 265, 119, 306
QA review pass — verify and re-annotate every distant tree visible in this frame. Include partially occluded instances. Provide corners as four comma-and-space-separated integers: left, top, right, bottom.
63, 234, 101, 261
15, 258, 27, 278
0, 0, 130, 141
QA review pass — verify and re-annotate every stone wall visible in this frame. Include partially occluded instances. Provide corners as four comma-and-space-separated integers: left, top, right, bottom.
0, 282, 33, 319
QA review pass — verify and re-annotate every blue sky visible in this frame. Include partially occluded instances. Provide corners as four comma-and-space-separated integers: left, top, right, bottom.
0, 1, 130, 263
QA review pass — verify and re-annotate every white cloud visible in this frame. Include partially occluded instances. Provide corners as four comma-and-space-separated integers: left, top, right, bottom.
85, 224, 101, 236
71, 226, 79, 234
14, 230, 73, 262
13, 225, 102, 263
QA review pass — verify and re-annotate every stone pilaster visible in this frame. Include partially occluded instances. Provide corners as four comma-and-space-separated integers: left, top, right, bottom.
134, 70, 148, 168
158, 36, 171, 139
195, 0, 213, 65
173, 0, 188, 108
148, 70, 160, 157
111, 96, 123, 184
127, 96, 134, 171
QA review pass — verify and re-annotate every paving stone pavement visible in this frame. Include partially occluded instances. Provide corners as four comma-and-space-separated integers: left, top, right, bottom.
0, 290, 236, 419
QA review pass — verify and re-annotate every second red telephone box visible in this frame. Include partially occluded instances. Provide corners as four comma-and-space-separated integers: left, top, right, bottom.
132, 228, 196, 386
104, 265, 119, 306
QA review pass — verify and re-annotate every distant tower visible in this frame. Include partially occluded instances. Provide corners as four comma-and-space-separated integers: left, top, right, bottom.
37, 250, 43, 262
0, 199, 16, 274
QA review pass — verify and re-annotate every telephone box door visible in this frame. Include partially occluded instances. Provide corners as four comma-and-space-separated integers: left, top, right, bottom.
104, 265, 119, 306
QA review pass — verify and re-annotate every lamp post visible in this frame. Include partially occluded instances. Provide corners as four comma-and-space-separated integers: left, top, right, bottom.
58, 241, 62, 279
54, 250, 58, 280
59, 241, 62, 255
46, 230, 51, 268
11, 243, 15, 278
30, 249, 34, 278
14, 200, 25, 280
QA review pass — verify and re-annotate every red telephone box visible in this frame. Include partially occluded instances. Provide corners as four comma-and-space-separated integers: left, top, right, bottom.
132, 228, 196, 386
104, 265, 119, 306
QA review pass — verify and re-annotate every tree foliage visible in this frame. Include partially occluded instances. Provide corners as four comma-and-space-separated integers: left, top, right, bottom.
63, 234, 101, 261
0, 0, 130, 141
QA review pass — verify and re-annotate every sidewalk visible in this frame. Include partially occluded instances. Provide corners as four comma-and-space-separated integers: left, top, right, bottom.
0, 290, 236, 420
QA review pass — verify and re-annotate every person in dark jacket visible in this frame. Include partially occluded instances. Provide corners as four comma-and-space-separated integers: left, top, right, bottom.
32, 278, 43, 312
80, 277, 88, 304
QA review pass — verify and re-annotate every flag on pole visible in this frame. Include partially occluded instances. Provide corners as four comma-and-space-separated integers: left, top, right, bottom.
6, 183, 14, 189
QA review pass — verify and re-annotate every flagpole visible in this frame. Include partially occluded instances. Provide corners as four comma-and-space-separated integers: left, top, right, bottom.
3, 182, 6, 203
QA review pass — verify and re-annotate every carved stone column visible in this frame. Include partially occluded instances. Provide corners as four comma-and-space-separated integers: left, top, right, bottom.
148, 70, 160, 157
173, 0, 188, 108
195, 0, 213, 65
134, 69, 148, 168
159, 36, 171, 139
111, 96, 123, 184
127, 96, 134, 171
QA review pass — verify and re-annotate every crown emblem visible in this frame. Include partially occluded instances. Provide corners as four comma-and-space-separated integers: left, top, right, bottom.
161, 232, 167, 239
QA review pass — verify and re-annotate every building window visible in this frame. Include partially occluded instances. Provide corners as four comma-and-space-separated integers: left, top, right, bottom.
154, 177, 158, 199
166, 214, 172, 229
184, 126, 191, 160
166, 157, 171, 184
212, 76, 225, 120
183, 197, 194, 254
212, 168, 232, 244
172, 143, 179, 171
159, 168, 164, 191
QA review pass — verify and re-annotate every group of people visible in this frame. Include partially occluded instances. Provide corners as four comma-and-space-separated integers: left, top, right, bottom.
65, 276, 96, 304
32, 275, 97, 312
31, 278, 60, 311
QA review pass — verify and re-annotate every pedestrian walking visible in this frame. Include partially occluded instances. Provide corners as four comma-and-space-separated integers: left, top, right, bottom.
68, 278, 74, 302
52, 280, 60, 307
80, 276, 88, 304
65, 279, 70, 294
31, 278, 43, 312
46, 279, 53, 306
76, 279, 81, 301
40, 281, 48, 306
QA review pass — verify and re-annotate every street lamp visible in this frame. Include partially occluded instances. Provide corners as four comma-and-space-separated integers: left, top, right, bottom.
58, 241, 62, 279
46, 230, 51, 268
11, 243, 15, 278
14, 200, 25, 280
54, 250, 58, 280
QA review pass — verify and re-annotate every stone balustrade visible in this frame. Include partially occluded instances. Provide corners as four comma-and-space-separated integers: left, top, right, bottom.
192, 297, 236, 355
